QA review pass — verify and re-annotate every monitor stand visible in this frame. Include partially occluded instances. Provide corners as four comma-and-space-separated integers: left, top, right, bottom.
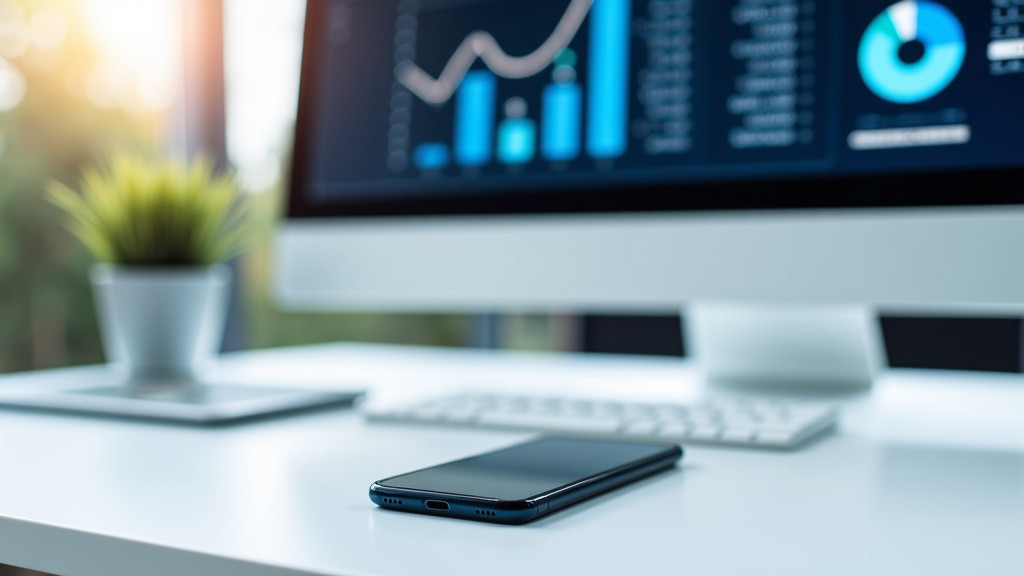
685, 302, 887, 391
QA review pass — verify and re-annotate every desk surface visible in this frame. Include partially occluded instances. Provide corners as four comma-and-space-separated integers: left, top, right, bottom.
0, 343, 1022, 576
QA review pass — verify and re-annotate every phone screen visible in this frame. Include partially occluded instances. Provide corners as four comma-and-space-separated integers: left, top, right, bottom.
377, 437, 674, 501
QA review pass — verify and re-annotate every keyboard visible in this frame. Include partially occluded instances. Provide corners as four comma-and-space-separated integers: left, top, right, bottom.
367, 393, 838, 449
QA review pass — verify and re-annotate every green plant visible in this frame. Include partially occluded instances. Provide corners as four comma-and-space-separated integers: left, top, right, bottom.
48, 153, 250, 266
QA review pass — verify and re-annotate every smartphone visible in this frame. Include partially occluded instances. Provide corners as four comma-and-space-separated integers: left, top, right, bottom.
369, 436, 683, 524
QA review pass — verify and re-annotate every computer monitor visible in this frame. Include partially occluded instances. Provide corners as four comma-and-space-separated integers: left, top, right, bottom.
278, 0, 1024, 387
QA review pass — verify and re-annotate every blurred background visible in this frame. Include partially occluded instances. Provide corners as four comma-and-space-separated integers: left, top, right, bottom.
0, 1, 1018, 573
0, 0, 1019, 380
0, 0, 536, 377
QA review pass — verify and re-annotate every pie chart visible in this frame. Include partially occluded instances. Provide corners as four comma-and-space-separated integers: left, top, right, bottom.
858, 1, 966, 104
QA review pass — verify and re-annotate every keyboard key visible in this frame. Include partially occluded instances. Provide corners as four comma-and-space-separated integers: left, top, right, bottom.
755, 429, 800, 447
721, 428, 755, 443
655, 406, 687, 420
622, 405, 657, 419
657, 423, 689, 438
621, 421, 658, 436
716, 417, 762, 430
564, 401, 594, 417
477, 412, 623, 434
789, 407, 834, 424
687, 416, 721, 429
409, 408, 446, 422
689, 426, 722, 441
441, 409, 479, 424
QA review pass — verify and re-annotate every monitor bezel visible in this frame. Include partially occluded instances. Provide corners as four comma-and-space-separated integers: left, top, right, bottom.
287, 0, 1024, 220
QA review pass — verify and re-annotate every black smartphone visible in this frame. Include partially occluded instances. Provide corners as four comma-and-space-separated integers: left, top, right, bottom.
369, 436, 683, 524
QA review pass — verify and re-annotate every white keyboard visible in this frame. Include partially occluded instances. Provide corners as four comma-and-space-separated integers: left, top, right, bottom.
367, 393, 838, 449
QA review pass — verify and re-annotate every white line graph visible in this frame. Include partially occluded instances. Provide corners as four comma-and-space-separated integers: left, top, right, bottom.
396, 0, 594, 105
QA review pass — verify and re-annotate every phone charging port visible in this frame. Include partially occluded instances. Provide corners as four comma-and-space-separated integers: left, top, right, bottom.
425, 500, 450, 511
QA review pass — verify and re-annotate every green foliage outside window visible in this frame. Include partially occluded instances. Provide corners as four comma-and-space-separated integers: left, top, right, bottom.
0, 0, 561, 376
0, 0, 155, 372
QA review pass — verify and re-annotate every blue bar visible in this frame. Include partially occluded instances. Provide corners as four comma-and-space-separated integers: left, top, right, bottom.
587, 0, 630, 159
455, 71, 496, 167
498, 118, 537, 164
542, 83, 582, 161
413, 143, 450, 170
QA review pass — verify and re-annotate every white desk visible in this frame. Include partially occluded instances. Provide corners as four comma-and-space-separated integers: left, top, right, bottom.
0, 343, 1021, 576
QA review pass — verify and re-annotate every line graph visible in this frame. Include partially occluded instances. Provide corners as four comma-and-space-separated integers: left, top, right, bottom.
396, 0, 595, 106
396, 0, 631, 171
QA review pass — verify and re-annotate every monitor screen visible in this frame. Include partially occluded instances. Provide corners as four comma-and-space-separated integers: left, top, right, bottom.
288, 0, 1024, 217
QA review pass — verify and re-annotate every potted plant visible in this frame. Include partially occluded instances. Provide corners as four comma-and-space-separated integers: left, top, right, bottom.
49, 153, 249, 387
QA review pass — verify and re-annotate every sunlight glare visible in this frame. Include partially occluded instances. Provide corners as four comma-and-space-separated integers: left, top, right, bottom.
79, 0, 180, 110
0, 56, 25, 110
0, 0, 29, 59
225, 0, 305, 192
28, 9, 67, 50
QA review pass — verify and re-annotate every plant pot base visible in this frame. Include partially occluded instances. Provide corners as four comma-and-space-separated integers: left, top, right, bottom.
0, 367, 363, 423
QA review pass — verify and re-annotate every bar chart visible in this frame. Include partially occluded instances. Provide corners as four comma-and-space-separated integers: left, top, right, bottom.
311, 0, 1019, 205
397, 0, 632, 173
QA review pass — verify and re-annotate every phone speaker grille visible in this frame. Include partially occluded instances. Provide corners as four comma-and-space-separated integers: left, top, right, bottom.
383, 498, 403, 505
475, 510, 495, 517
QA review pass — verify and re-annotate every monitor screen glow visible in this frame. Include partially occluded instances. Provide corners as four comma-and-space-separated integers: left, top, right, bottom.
288, 0, 1024, 219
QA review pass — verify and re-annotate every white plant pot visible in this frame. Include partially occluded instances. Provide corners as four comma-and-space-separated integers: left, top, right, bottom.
90, 264, 230, 383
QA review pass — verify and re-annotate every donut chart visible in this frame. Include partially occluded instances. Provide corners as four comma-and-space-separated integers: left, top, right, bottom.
858, 1, 966, 104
